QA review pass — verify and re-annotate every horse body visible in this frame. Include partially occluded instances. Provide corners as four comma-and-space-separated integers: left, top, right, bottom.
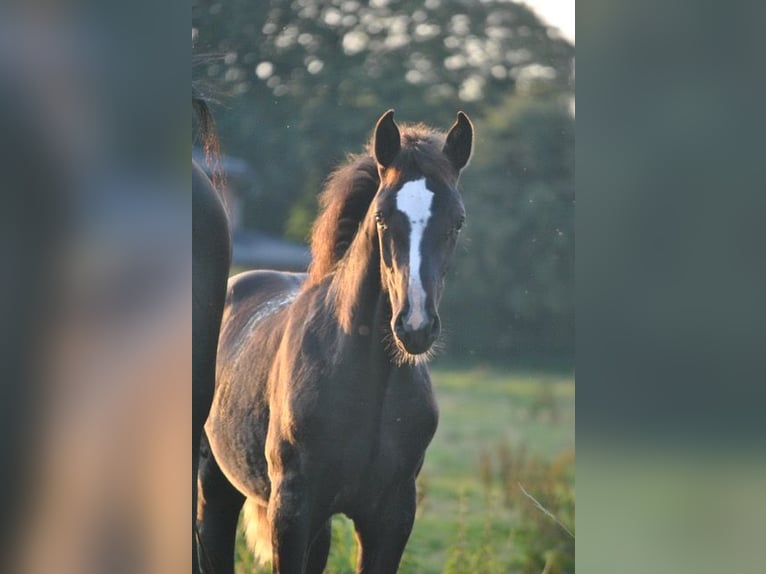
211, 263, 441, 505
206, 267, 439, 571
199, 110, 472, 574
193, 157, 231, 573
193, 159, 231, 448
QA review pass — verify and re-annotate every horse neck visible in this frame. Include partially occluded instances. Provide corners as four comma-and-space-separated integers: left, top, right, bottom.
329, 212, 388, 339
328, 214, 398, 434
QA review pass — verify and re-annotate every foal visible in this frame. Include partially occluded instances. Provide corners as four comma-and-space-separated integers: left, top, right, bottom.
198, 110, 473, 573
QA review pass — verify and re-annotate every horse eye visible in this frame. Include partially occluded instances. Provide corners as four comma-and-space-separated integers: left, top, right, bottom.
375, 212, 388, 230
455, 217, 465, 232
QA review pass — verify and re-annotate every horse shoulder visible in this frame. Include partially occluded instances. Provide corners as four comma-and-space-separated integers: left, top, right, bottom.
264, 291, 335, 437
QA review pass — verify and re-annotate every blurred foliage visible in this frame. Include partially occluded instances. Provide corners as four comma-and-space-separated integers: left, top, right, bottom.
445, 92, 574, 358
193, 0, 574, 358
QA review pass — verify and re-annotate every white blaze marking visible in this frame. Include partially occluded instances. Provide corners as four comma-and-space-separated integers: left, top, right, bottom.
396, 178, 433, 330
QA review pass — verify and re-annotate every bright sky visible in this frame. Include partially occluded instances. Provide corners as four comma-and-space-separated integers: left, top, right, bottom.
523, 0, 575, 43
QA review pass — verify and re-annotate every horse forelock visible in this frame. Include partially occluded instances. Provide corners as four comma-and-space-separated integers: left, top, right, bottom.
389, 125, 456, 186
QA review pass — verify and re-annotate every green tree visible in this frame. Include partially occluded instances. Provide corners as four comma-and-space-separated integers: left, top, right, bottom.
193, 0, 573, 235
444, 90, 574, 358
192, 0, 574, 359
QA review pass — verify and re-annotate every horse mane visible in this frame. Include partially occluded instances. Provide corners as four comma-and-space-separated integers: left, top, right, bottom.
306, 123, 453, 286
306, 153, 379, 285
193, 75, 226, 191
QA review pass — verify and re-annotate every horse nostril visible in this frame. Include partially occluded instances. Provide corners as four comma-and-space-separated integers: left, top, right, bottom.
430, 315, 441, 338
394, 314, 406, 337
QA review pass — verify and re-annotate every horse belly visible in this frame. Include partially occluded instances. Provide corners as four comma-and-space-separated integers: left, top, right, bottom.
205, 400, 272, 502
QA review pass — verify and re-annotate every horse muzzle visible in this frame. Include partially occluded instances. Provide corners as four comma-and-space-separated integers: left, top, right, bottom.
393, 312, 441, 355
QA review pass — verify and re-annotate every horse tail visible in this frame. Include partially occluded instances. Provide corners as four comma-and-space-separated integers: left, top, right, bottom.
242, 497, 273, 564
192, 85, 225, 191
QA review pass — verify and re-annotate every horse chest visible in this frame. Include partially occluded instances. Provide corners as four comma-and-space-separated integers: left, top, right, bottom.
323, 374, 439, 507
383, 390, 437, 462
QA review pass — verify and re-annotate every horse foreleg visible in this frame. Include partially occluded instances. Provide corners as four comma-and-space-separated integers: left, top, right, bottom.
353, 481, 417, 574
305, 520, 331, 574
197, 436, 245, 574
268, 475, 313, 574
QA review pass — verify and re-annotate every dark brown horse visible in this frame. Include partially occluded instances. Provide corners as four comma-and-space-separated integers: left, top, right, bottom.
198, 110, 473, 573
193, 96, 231, 573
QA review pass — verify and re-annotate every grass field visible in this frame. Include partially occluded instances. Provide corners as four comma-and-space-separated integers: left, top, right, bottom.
234, 363, 575, 573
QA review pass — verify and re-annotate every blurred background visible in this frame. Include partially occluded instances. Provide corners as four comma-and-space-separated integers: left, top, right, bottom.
5, 1, 764, 573
194, 1, 575, 572
1, 2, 190, 573
193, 0, 574, 362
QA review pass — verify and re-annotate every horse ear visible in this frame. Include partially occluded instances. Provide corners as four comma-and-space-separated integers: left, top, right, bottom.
443, 111, 474, 173
373, 109, 401, 169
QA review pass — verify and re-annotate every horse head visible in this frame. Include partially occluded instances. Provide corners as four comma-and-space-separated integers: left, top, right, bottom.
370, 109, 473, 358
